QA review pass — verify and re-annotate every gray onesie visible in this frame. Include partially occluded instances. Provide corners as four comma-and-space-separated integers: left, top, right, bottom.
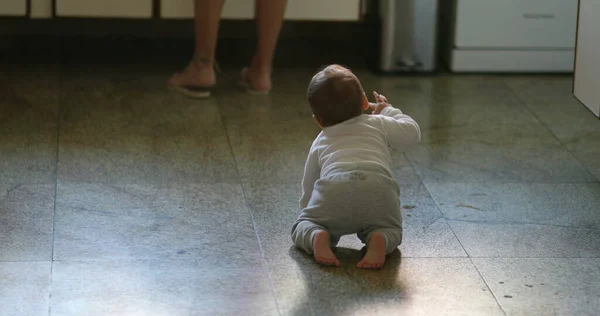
291, 106, 421, 255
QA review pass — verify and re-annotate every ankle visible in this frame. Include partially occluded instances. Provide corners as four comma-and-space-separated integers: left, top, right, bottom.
312, 229, 329, 245
250, 56, 272, 74
191, 54, 214, 70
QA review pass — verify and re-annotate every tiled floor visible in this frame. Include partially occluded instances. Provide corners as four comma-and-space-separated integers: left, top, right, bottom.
2, 40, 600, 316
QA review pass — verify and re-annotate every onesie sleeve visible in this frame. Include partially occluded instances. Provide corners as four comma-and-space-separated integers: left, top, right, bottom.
299, 142, 321, 210
379, 105, 421, 151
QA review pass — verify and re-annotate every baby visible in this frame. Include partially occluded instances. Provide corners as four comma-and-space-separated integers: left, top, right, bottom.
291, 64, 421, 269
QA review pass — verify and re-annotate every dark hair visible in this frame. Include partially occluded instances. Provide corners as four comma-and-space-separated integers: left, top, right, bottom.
307, 65, 364, 127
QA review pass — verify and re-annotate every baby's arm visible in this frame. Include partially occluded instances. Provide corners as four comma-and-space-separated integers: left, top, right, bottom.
299, 145, 320, 210
379, 105, 421, 151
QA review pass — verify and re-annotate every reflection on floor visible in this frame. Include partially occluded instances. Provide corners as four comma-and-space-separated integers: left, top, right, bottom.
1, 38, 600, 315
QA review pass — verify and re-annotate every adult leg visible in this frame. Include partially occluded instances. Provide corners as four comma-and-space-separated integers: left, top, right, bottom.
168, 0, 224, 95
243, 0, 288, 92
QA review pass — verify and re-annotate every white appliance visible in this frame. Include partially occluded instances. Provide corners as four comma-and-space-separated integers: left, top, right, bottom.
441, 0, 579, 73
573, 0, 600, 117
366, 0, 439, 73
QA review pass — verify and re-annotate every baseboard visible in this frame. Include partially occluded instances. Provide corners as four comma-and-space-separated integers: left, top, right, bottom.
446, 49, 575, 73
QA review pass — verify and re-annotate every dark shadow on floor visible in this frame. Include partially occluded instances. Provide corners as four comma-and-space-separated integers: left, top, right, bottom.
286, 245, 407, 316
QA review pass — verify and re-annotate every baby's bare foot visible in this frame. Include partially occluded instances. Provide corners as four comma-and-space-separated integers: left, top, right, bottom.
313, 230, 340, 267
357, 232, 386, 269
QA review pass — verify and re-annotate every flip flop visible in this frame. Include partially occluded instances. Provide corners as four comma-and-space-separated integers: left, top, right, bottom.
239, 67, 271, 96
167, 83, 214, 99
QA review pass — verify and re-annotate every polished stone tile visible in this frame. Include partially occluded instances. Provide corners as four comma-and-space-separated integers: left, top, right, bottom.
0, 261, 51, 316
505, 77, 600, 181
426, 183, 600, 229
365, 77, 596, 183
58, 69, 237, 185
0, 184, 54, 261
220, 93, 321, 184
567, 137, 600, 182
51, 259, 277, 316
362, 73, 520, 105
394, 180, 467, 258
407, 140, 595, 184
448, 220, 600, 258
0, 66, 59, 185
269, 254, 503, 316
53, 182, 262, 261
504, 77, 598, 136
473, 258, 600, 316
243, 176, 466, 261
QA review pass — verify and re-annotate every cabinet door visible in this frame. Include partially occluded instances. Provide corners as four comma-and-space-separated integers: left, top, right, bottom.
285, 0, 360, 21
30, 0, 52, 18
160, 0, 361, 21
160, 0, 254, 19
55, 0, 153, 18
454, 0, 578, 48
0, 0, 26, 16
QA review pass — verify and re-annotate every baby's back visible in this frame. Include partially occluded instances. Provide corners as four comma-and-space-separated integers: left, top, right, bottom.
314, 114, 397, 178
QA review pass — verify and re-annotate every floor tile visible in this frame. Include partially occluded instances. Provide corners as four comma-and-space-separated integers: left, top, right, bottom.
0, 261, 51, 316
505, 77, 600, 180
0, 184, 54, 261
53, 182, 262, 261
51, 259, 277, 316
243, 178, 466, 262
448, 220, 600, 258
58, 68, 237, 185
268, 254, 503, 316
407, 140, 595, 184
473, 258, 600, 316
504, 77, 594, 141
0, 66, 59, 185
426, 183, 600, 229
377, 78, 597, 184
569, 138, 600, 182
220, 92, 321, 184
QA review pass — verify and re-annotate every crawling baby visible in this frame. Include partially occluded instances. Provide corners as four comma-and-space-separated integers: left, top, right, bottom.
291, 64, 421, 269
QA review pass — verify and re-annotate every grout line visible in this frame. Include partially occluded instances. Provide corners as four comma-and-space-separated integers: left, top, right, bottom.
403, 153, 506, 314
469, 257, 508, 316
445, 218, 600, 231
401, 153, 471, 254
214, 96, 282, 316
502, 80, 599, 183
47, 34, 64, 316
2, 256, 599, 264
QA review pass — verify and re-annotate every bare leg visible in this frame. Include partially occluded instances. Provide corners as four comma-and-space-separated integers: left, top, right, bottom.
169, 0, 224, 89
244, 0, 288, 92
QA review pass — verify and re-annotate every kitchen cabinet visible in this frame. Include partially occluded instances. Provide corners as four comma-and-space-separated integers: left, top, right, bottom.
0, 0, 27, 16
160, 0, 361, 21
285, 0, 360, 21
30, 0, 52, 18
160, 0, 254, 19
55, 0, 153, 18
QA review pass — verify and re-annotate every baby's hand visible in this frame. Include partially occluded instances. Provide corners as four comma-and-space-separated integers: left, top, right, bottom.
369, 91, 390, 115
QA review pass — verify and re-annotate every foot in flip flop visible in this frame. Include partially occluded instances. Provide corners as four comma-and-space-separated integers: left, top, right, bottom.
240, 66, 272, 95
168, 58, 216, 98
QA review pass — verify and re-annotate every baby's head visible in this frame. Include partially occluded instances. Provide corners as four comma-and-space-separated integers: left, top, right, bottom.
307, 64, 368, 127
